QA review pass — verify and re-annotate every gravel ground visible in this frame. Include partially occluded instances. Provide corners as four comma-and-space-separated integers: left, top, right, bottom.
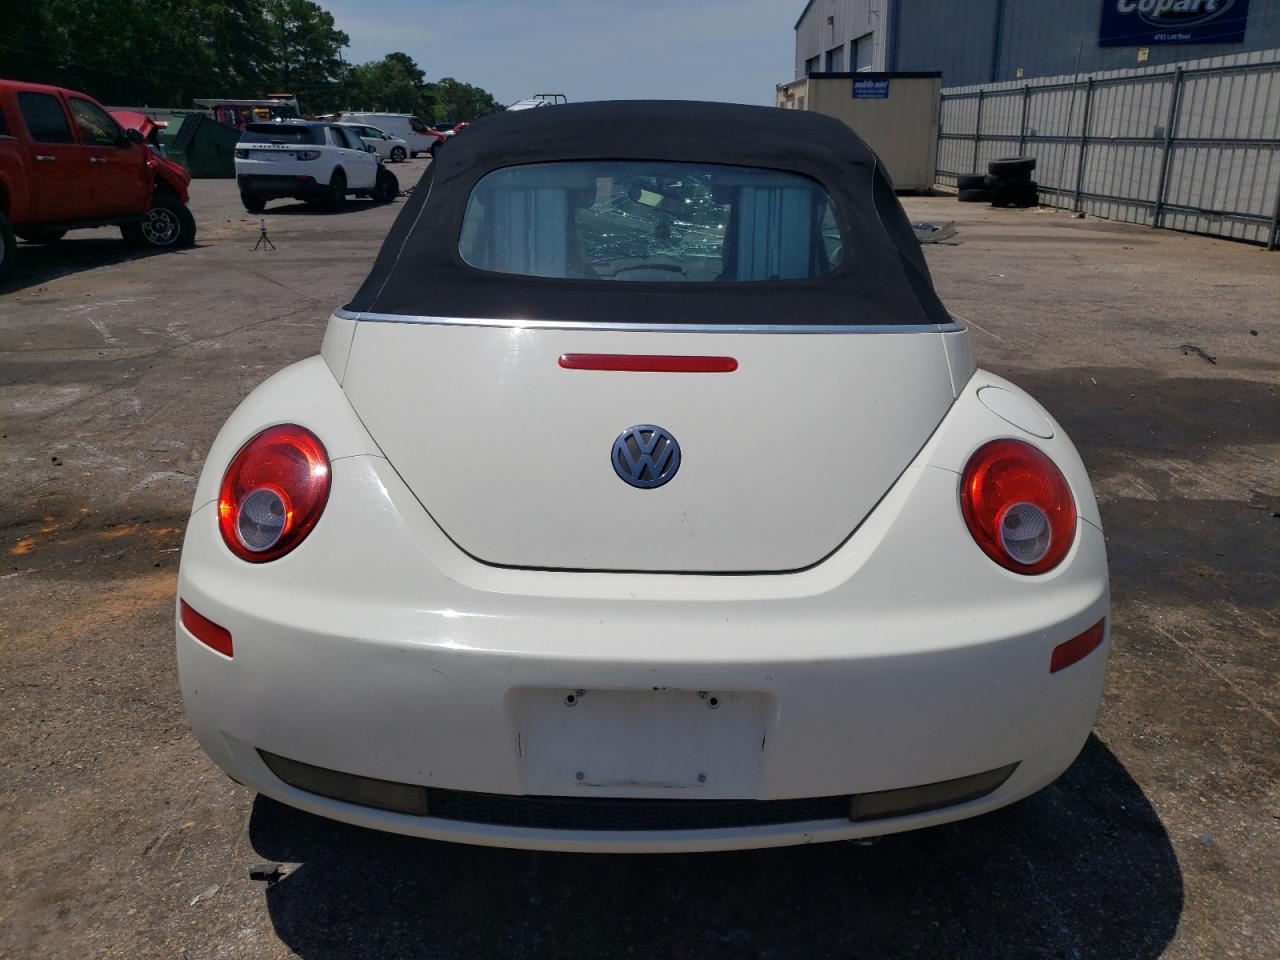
1, 164, 1277, 959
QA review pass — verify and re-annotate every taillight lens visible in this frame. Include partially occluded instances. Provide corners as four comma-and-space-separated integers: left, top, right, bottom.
218, 425, 330, 562
234, 149, 248, 159
295, 150, 321, 161
960, 439, 1076, 574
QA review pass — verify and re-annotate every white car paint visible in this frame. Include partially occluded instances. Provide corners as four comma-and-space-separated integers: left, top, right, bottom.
176, 310, 1109, 853
338, 122, 409, 162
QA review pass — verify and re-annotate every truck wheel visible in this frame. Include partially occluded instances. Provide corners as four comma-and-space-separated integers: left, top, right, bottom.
0, 211, 16, 284
326, 170, 347, 211
123, 193, 197, 249
241, 191, 266, 214
390, 146, 407, 163
371, 168, 399, 204
16, 228, 68, 244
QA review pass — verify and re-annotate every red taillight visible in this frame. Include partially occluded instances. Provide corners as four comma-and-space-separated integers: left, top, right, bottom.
559, 354, 739, 373
1050, 618, 1106, 672
960, 439, 1076, 574
180, 600, 233, 657
217, 424, 330, 563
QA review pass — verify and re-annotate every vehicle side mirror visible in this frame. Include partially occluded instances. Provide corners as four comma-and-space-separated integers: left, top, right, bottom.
366, 144, 377, 153
124, 128, 145, 146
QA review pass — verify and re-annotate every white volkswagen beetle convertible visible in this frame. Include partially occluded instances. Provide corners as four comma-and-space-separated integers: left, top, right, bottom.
177, 102, 1109, 853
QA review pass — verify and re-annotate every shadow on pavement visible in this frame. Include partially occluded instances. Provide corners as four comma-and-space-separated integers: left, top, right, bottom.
249, 736, 1182, 959
2, 235, 178, 294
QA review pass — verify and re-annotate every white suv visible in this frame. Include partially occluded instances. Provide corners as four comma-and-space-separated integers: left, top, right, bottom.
234, 121, 397, 213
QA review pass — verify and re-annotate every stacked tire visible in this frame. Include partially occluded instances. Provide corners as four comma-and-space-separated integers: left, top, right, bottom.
956, 157, 1040, 208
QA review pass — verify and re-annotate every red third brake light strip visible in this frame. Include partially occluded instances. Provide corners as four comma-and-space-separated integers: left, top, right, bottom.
559, 354, 738, 373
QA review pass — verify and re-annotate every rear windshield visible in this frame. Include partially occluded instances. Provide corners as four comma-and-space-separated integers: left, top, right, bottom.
459, 161, 843, 282
240, 124, 323, 146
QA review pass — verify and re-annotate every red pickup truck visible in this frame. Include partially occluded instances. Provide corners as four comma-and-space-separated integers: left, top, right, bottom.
0, 79, 197, 283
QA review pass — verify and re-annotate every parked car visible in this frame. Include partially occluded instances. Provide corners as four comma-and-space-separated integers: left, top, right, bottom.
176, 102, 1109, 853
434, 120, 470, 138
338, 122, 408, 163
0, 79, 196, 283
339, 112, 444, 158
233, 121, 398, 213
507, 93, 568, 111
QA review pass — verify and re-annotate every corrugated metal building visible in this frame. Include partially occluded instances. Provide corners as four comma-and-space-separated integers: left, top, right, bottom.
794, 0, 1280, 87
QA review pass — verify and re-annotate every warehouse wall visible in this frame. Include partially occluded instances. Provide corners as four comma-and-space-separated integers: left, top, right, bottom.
795, 0, 1280, 87
935, 48, 1280, 246
794, 0, 886, 79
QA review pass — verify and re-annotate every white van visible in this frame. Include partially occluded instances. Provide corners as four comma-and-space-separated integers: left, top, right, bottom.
340, 113, 443, 158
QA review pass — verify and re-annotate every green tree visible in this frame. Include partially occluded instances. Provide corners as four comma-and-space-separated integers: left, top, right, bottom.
342, 51, 432, 116
262, 0, 349, 112
0, 0, 500, 121
428, 76, 503, 123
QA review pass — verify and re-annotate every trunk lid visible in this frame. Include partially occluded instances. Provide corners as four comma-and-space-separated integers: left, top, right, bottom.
341, 321, 955, 573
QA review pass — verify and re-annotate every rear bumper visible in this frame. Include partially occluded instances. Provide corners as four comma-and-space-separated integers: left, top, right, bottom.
236, 173, 319, 197
177, 443, 1109, 852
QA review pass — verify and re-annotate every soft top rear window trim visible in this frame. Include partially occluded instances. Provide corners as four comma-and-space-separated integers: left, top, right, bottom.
334, 307, 961, 335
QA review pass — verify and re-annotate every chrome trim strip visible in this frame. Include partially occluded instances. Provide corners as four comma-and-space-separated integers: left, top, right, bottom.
334, 307, 963, 335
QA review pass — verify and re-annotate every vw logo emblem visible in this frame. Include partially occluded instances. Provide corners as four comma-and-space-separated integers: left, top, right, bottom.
612, 425, 680, 489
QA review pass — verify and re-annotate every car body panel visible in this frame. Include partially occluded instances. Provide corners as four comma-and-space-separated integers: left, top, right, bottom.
340, 320, 959, 572
177, 347, 1108, 851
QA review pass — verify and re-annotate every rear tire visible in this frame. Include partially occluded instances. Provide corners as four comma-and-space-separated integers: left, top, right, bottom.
326, 170, 347, 211
0, 211, 16, 285
956, 174, 986, 191
16, 227, 67, 244
371, 167, 399, 204
390, 146, 407, 163
241, 191, 266, 214
957, 188, 989, 202
990, 181, 1039, 208
122, 192, 196, 249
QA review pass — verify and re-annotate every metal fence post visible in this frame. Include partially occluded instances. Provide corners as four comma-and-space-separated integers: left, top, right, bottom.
1018, 85, 1031, 155
1152, 66, 1184, 229
1072, 78, 1095, 213
973, 90, 985, 173
1269, 165, 1280, 250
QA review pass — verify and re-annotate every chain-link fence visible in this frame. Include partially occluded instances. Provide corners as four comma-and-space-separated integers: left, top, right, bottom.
936, 49, 1280, 249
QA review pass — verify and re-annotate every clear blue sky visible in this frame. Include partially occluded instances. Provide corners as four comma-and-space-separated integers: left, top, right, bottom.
323, 0, 797, 106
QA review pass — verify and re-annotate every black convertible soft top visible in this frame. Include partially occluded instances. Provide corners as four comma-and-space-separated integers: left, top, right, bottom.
346, 100, 950, 327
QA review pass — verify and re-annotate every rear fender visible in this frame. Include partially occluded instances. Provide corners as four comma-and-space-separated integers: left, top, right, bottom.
189, 355, 382, 514
918, 370, 1102, 532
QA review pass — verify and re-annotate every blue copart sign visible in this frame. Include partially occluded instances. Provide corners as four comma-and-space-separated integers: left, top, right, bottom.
1099, 0, 1249, 46
852, 78, 890, 99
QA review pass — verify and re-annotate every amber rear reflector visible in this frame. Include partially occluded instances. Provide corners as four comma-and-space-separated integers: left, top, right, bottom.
559, 354, 738, 373
180, 600, 233, 658
1050, 618, 1106, 673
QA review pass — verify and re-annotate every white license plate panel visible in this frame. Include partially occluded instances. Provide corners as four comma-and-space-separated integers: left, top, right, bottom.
510, 688, 773, 798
